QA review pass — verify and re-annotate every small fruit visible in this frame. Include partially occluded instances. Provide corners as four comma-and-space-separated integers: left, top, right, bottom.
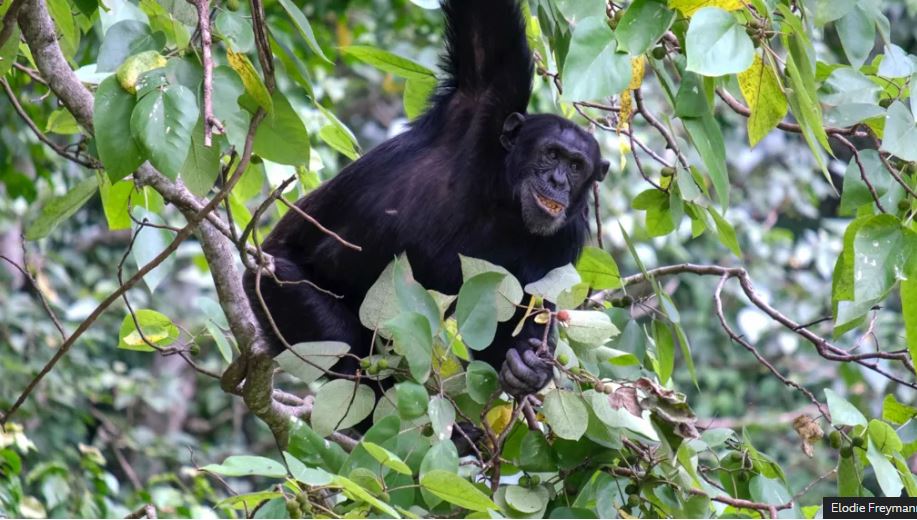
360, 358, 371, 369
879, 98, 894, 108
594, 381, 606, 393
377, 358, 389, 370
556, 353, 570, 365
828, 431, 842, 449
625, 484, 639, 495
519, 475, 531, 487
533, 295, 544, 308
840, 446, 854, 458
368, 363, 380, 375
736, 471, 749, 482
651, 46, 667, 60
851, 436, 865, 448
627, 495, 640, 507
603, 384, 614, 394
660, 166, 676, 177
611, 295, 634, 308
556, 310, 571, 323
529, 475, 541, 486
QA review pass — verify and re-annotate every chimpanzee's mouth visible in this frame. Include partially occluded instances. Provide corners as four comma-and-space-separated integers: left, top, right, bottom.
533, 192, 566, 217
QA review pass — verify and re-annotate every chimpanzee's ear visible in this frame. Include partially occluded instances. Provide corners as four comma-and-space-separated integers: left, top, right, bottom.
596, 159, 610, 181
500, 112, 526, 151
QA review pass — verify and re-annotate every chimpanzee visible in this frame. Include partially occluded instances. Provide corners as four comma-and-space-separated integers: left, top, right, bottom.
243, 0, 609, 397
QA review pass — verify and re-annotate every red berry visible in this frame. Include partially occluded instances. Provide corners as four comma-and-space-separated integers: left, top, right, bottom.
556, 310, 571, 323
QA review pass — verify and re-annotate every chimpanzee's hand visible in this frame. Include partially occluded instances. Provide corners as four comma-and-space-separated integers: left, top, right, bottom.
498, 337, 554, 397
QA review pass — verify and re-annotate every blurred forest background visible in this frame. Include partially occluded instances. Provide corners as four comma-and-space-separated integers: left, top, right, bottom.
1, 0, 916, 517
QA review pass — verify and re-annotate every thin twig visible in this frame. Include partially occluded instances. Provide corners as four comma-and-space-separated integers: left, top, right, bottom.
188, 0, 223, 146
0, 253, 66, 340
0, 78, 101, 168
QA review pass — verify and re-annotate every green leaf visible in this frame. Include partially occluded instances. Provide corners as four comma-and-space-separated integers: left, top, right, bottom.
130, 84, 198, 180
524, 264, 582, 302
276, 0, 331, 63
428, 396, 455, 441
867, 439, 904, 497
181, 118, 223, 196
214, 8, 253, 53
654, 319, 675, 384
215, 492, 283, 511
117, 309, 179, 352
561, 16, 632, 101
455, 272, 506, 350
25, 177, 98, 240
253, 91, 310, 166
341, 46, 436, 80
212, 66, 252, 151
564, 310, 620, 344
825, 388, 867, 427
685, 7, 754, 76
504, 485, 550, 514
836, 6, 875, 69
386, 312, 433, 383
881, 101, 917, 162
883, 394, 917, 425
707, 207, 742, 257
404, 78, 436, 119
779, 5, 832, 184
0, 25, 19, 77
99, 177, 134, 231
419, 441, 459, 508
275, 341, 350, 385
839, 150, 894, 215
878, 44, 915, 79
419, 470, 499, 512
97, 20, 163, 72
738, 54, 787, 147
543, 389, 588, 440
903, 277, 917, 368
282, 452, 333, 486
94, 76, 145, 181
853, 215, 916, 302
393, 258, 441, 334
205, 321, 233, 363
676, 73, 729, 208
131, 208, 175, 292
615, 0, 675, 55
202, 455, 287, 478
333, 475, 401, 518
360, 259, 400, 335
361, 442, 412, 475
465, 361, 499, 404
311, 380, 375, 437
460, 255, 524, 321
575, 247, 621, 290
395, 381, 428, 419
45, 109, 80, 135
869, 419, 904, 454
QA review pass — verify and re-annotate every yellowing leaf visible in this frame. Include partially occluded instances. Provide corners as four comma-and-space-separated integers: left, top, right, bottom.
227, 48, 273, 113
669, 0, 744, 16
116, 50, 167, 94
738, 54, 788, 147
628, 55, 646, 90
617, 57, 646, 133
485, 404, 513, 436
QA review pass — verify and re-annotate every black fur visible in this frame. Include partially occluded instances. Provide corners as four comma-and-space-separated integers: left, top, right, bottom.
243, 0, 608, 396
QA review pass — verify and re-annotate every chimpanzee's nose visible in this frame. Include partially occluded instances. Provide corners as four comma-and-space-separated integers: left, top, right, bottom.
550, 169, 567, 189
